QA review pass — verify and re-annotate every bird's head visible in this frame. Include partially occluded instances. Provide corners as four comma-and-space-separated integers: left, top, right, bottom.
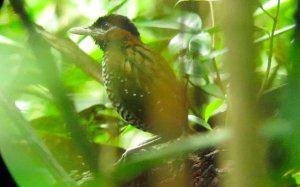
69, 14, 140, 49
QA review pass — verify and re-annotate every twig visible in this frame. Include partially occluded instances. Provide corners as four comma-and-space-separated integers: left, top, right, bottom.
209, 1, 225, 93
259, 0, 281, 95
258, 3, 274, 19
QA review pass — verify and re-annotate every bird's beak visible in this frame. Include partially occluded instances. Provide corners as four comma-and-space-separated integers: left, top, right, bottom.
69, 27, 93, 35
69, 27, 106, 40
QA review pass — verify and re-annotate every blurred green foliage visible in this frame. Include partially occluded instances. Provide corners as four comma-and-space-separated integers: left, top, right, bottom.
0, 0, 299, 186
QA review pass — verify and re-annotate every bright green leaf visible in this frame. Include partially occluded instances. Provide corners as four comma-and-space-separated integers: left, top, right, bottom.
204, 100, 224, 122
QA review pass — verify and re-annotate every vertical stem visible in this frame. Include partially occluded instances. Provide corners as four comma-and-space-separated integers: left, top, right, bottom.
222, 0, 267, 187
209, 1, 225, 93
259, 0, 281, 95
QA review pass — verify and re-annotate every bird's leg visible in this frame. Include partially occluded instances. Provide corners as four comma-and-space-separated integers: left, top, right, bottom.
115, 136, 163, 165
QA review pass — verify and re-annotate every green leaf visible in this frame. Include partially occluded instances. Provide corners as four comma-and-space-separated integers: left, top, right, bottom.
292, 171, 300, 185
168, 32, 193, 54
188, 114, 212, 130
188, 32, 211, 56
204, 100, 224, 122
201, 84, 225, 99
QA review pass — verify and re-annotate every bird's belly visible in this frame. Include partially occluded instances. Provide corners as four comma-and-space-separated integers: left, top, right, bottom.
102, 61, 148, 130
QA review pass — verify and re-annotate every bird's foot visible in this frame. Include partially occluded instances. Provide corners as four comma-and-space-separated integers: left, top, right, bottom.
114, 136, 162, 165
114, 147, 144, 165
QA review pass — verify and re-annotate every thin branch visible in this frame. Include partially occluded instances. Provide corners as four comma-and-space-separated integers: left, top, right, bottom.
258, 3, 275, 19
254, 24, 295, 43
259, 0, 281, 95
266, 63, 282, 89
209, 1, 225, 93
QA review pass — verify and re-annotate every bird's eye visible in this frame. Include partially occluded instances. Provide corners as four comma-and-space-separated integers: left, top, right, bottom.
102, 22, 110, 30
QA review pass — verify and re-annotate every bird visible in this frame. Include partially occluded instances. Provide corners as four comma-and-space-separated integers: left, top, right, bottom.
69, 14, 188, 142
